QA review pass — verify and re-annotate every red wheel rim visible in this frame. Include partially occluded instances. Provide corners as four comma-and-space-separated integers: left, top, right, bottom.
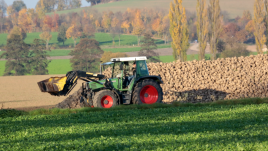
101, 95, 113, 108
140, 85, 159, 104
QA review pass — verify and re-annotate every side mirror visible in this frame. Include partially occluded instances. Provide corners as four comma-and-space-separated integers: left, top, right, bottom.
120, 63, 124, 70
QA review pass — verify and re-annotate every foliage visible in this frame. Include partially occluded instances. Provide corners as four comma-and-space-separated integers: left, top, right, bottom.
12, 0, 26, 12
66, 25, 82, 47
220, 42, 250, 58
1, 101, 268, 150
253, 0, 266, 54
29, 39, 50, 75
39, 24, 52, 50
138, 33, 159, 62
0, 35, 30, 76
101, 51, 128, 63
132, 9, 145, 46
196, 0, 209, 60
57, 25, 67, 45
208, 0, 222, 60
8, 26, 26, 40
69, 38, 104, 72
169, 0, 189, 61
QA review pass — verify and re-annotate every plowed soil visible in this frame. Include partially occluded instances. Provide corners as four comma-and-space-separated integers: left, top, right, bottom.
0, 75, 83, 110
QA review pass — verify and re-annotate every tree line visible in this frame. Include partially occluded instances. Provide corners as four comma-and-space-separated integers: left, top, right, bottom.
1, 0, 268, 76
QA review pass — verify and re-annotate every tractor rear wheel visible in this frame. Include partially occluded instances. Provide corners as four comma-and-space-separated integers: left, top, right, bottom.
132, 79, 163, 104
93, 90, 118, 108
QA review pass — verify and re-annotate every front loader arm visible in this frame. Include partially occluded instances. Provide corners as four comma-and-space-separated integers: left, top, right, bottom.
37, 71, 105, 96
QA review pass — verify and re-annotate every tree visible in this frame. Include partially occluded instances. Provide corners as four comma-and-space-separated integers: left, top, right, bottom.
220, 42, 250, 58
169, 0, 189, 61
196, 0, 209, 60
12, 0, 26, 12
57, 25, 67, 45
8, 26, 26, 40
152, 18, 162, 37
66, 24, 82, 47
39, 24, 52, 50
132, 10, 145, 46
57, 0, 65, 11
86, 0, 101, 6
0, 35, 30, 76
254, 0, 266, 54
208, 0, 222, 60
101, 51, 128, 63
111, 17, 120, 47
0, 0, 7, 33
245, 20, 255, 37
18, 8, 31, 32
235, 29, 248, 43
29, 39, 51, 75
101, 12, 111, 32
69, 38, 104, 72
0, 0, 7, 14
70, 0, 81, 8
162, 15, 170, 44
121, 21, 130, 33
83, 24, 95, 38
138, 32, 160, 62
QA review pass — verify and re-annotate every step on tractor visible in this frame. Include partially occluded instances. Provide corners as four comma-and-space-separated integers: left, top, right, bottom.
38, 56, 163, 108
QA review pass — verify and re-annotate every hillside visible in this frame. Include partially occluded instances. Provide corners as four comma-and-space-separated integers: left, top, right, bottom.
50, 0, 255, 18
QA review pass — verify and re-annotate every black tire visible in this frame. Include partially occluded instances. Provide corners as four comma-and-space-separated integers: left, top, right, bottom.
93, 90, 118, 108
132, 79, 163, 104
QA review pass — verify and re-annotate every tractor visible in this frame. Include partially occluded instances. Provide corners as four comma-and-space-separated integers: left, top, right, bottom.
38, 56, 163, 108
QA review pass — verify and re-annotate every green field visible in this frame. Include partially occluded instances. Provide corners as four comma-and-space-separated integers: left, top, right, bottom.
0, 60, 72, 76
1, 101, 268, 150
0, 32, 164, 47
0, 55, 174, 76
49, 0, 254, 18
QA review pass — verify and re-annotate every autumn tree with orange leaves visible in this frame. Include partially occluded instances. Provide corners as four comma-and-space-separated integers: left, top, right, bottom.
39, 24, 52, 50
253, 0, 266, 54
132, 10, 145, 46
66, 24, 82, 47
169, 0, 189, 61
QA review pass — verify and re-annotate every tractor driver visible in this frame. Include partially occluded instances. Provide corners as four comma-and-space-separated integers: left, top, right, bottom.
125, 61, 136, 87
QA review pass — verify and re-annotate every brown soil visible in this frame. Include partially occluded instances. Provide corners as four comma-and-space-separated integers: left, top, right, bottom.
0, 75, 83, 110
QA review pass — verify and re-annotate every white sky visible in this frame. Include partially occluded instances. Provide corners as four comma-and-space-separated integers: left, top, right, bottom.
5, 0, 91, 8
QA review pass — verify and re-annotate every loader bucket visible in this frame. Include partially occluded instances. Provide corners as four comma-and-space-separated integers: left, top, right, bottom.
37, 76, 67, 95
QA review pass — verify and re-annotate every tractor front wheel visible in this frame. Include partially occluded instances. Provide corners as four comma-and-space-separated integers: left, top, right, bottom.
132, 79, 163, 104
93, 90, 118, 108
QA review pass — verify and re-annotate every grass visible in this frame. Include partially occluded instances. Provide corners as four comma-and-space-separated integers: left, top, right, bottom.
0, 98, 268, 150
0, 60, 6, 76
0, 32, 165, 47
0, 60, 72, 76
49, 0, 254, 18
47, 59, 72, 75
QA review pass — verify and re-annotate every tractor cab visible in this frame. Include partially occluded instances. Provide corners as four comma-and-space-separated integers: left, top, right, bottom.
100, 56, 150, 91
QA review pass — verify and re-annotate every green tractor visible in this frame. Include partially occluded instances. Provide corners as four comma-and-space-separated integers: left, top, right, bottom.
38, 56, 163, 108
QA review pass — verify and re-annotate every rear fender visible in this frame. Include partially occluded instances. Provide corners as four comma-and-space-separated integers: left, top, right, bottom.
135, 76, 163, 85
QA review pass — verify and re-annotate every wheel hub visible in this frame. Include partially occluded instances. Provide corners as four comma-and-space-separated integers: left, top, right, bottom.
144, 93, 149, 97
104, 100, 109, 104
101, 95, 113, 108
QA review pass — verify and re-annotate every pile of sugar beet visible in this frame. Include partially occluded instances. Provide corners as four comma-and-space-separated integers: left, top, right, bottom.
56, 54, 268, 108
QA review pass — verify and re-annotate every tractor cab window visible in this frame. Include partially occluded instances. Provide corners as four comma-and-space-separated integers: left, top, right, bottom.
136, 60, 149, 77
112, 62, 122, 78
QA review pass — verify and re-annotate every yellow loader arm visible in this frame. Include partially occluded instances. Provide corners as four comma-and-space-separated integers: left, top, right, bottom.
37, 71, 105, 96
